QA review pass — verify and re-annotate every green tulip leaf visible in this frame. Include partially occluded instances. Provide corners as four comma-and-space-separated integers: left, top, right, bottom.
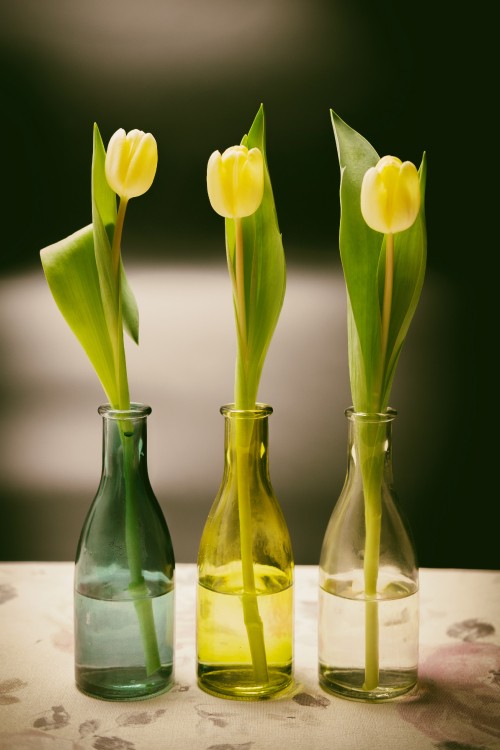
331, 109, 427, 412
226, 103, 286, 408
91, 125, 116, 237
120, 263, 140, 345
40, 224, 119, 406
92, 141, 119, 349
92, 123, 139, 346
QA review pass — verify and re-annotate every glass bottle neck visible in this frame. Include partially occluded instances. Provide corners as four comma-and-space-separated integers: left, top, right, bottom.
346, 408, 396, 482
99, 403, 151, 478
221, 404, 272, 481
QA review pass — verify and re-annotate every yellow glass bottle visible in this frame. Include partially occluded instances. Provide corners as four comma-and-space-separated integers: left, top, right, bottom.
197, 404, 294, 700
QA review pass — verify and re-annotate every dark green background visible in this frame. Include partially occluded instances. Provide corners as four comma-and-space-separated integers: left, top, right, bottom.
0, 1, 484, 568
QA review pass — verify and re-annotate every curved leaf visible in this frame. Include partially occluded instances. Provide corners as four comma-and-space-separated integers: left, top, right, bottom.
120, 262, 139, 345
331, 110, 381, 411
40, 224, 119, 405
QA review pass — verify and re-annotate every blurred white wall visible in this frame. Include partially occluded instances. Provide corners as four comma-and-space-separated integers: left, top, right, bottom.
0, 258, 475, 566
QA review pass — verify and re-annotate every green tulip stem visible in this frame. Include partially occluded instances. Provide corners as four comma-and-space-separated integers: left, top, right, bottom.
234, 218, 247, 346
111, 197, 130, 411
235, 418, 269, 684
360, 422, 385, 691
361, 233, 395, 690
113, 198, 128, 277
112, 197, 159, 675
360, 230, 394, 691
362, 467, 382, 690
378, 232, 394, 404
233, 217, 269, 685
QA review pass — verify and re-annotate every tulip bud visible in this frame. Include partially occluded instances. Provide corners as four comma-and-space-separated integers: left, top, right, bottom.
360, 155, 420, 234
105, 128, 158, 200
207, 145, 264, 218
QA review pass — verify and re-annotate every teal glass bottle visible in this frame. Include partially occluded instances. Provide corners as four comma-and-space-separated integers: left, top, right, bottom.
74, 403, 175, 701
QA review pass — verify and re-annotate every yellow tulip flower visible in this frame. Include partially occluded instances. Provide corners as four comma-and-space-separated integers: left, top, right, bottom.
207, 145, 264, 218
105, 128, 158, 200
361, 155, 420, 234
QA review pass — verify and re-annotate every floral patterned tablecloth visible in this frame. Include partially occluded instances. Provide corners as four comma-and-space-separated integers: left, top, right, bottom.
0, 563, 499, 750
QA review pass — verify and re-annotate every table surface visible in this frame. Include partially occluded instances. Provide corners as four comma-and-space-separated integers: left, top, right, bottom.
1, 564, 499, 750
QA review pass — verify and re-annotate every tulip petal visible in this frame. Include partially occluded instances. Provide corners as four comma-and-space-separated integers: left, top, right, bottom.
105, 128, 127, 196
361, 167, 387, 233
390, 161, 420, 234
207, 151, 230, 217
126, 132, 158, 198
207, 145, 264, 218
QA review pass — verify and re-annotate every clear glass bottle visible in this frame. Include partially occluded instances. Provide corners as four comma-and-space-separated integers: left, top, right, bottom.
74, 403, 175, 701
197, 404, 294, 700
319, 408, 418, 701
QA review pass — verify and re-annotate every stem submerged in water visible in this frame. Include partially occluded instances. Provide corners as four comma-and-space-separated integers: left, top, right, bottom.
121, 421, 161, 676
234, 416, 269, 684
363, 474, 382, 690
110, 197, 161, 675
358, 420, 385, 691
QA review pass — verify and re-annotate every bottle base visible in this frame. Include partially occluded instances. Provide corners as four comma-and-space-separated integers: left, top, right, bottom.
76, 665, 174, 701
198, 665, 293, 701
319, 666, 417, 702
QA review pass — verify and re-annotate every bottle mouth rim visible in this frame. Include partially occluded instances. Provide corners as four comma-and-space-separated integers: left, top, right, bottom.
220, 403, 273, 419
345, 406, 397, 423
98, 403, 152, 419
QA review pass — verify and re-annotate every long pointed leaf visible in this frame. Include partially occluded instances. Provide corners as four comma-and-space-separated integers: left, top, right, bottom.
92, 124, 120, 345
331, 110, 381, 411
226, 104, 286, 407
92, 123, 140, 346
